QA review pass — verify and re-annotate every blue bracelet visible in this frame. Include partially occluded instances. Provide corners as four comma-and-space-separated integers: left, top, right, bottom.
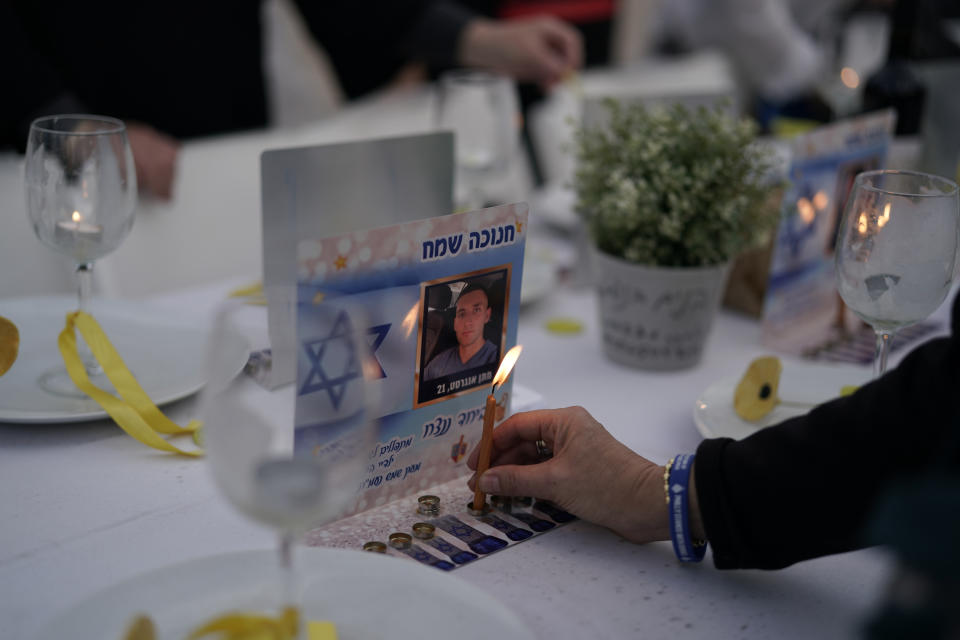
667, 453, 707, 563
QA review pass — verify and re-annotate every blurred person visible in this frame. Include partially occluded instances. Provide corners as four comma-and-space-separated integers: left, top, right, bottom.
452, 0, 615, 69
3, 0, 581, 199
656, 0, 856, 102
438, 0, 612, 184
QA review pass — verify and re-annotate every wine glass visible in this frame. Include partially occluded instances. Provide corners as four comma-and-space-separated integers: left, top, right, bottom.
201, 298, 378, 633
436, 70, 520, 211
24, 114, 137, 396
835, 169, 959, 377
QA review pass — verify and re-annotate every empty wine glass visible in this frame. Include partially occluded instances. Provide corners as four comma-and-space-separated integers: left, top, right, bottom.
201, 298, 378, 634
835, 169, 959, 377
436, 70, 520, 211
24, 114, 137, 396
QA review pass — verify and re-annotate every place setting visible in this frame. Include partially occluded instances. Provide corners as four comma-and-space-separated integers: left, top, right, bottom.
694, 166, 958, 439
689, 115, 959, 442
34, 298, 535, 640
1, 116, 238, 427
7, 108, 564, 639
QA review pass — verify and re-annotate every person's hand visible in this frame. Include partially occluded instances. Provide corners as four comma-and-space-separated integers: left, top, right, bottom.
467, 406, 671, 544
125, 122, 179, 200
458, 16, 583, 90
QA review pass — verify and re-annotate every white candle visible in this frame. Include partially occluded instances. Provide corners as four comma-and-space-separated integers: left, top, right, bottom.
55, 211, 103, 244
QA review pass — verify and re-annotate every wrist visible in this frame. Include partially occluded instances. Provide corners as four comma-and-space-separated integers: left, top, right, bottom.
609, 457, 670, 544
458, 18, 497, 69
638, 462, 671, 542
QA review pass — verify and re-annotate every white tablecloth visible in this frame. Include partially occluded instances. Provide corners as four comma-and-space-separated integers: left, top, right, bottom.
1, 273, 926, 640
3, 64, 952, 638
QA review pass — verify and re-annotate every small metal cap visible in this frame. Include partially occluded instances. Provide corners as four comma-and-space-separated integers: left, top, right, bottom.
412, 522, 436, 539
467, 500, 491, 516
362, 541, 387, 553
388, 532, 413, 549
417, 494, 440, 515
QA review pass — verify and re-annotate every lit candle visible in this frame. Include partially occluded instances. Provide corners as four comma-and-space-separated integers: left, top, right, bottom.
55, 210, 103, 245
473, 345, 522, 512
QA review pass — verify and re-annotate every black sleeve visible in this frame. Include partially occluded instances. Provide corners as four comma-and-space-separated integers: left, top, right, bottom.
695, 293, 960, 570
292, 0, 475, 100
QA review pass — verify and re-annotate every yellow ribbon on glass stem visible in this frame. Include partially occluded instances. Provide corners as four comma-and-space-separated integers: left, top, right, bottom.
59, 311, 202, 457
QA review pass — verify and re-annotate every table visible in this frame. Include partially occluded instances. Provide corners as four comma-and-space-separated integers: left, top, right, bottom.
1, 66, 943, 639
2, 271, 924, 640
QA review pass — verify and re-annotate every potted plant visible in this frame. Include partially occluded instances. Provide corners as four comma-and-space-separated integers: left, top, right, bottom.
574, 99, 778, 369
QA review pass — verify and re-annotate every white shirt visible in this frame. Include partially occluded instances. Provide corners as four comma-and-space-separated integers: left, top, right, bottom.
657, 0, 855, 100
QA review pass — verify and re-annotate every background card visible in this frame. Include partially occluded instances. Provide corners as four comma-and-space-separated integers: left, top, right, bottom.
762, 110, 895, 357
260, 132, 454, 388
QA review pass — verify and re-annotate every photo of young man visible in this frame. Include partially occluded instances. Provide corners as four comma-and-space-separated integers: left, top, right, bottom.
423, 282, 498, 381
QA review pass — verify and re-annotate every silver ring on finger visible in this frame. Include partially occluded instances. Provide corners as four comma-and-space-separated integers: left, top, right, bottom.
535, 439, 553, 460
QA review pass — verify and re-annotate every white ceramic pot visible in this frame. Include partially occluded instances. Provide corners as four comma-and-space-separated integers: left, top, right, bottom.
592, 249, 730, 370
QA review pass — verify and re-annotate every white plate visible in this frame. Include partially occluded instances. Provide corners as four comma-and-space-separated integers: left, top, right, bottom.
35, 547, 535, 640
0, 296, 218, 424
693, 360, 871, 441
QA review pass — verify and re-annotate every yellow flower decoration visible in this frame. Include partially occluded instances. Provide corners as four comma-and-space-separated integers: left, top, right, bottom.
733, 356, 783, 421
0, 316, 19, 377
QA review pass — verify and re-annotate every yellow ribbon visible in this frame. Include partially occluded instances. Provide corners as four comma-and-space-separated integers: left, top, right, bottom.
229, 281, 267, 306
187, 607, 300, 640
123, 609, 336, 640
59, 311, 202, 457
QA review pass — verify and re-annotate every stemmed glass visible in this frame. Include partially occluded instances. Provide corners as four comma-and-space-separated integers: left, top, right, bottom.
201, 299, 378, 634
835, 169, 959, 377
436, 70, 520, 211
24, 114, 137, 396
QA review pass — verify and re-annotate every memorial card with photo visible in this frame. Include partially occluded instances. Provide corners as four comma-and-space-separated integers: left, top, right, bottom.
294, 204, 527, 515
761, 111, 895, 358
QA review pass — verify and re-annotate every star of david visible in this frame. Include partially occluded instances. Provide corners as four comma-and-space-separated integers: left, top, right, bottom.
299, 311, 362, 409
366, 323, 391, 379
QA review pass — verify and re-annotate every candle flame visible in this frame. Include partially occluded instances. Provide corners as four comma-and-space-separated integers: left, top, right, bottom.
813, 191, 828, 211
402, 302, 419, 339
878, 203, 891, 228
492, 345, 522, 391
840, 67, 860, 89
857, 212, 868, 234
72, 210, 81, 222
797, 197, 815, 224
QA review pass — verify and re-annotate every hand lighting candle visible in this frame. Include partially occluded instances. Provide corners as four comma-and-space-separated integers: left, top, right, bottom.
473, 345, 522, 512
